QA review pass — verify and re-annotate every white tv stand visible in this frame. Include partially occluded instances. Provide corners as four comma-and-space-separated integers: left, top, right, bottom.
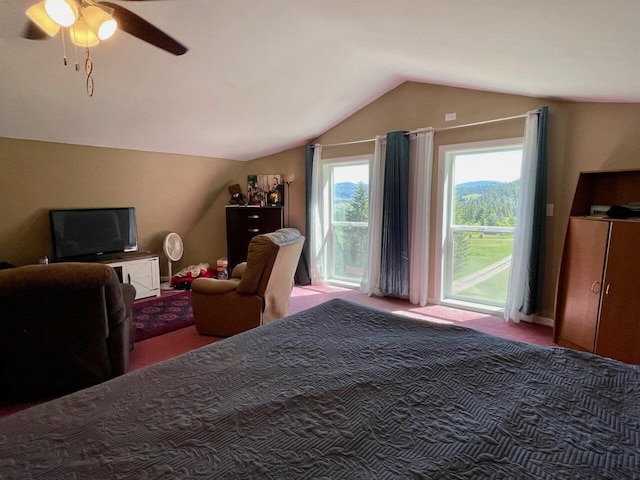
97, 253, 161, 300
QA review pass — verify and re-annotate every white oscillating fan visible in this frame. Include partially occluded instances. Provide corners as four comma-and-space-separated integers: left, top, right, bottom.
162, 232, 184, 289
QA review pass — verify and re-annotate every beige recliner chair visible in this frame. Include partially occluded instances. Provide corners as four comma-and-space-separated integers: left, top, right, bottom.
192, 228, 304, 336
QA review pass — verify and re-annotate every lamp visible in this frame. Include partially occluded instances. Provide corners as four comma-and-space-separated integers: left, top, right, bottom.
69, 19, 99, 46
26, 3, 60, 36
26, 0, 118, 95
44, 0, 78, 27
83, 5, 117, 40
281, 173, 295, 227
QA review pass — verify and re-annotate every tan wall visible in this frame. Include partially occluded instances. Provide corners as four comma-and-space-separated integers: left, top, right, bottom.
247, 81, 640, 321
4, 81, 640, 322
0, 138, 246, 275
242, 147, 307, 231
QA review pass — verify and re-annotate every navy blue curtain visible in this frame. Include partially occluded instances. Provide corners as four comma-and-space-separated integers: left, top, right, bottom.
379, 131, 410, 297
521, 106, 548, 315
294, 143, 313, 285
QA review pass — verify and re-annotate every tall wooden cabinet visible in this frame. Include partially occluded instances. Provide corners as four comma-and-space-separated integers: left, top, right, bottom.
554, 169, 640, 364
555, 218, 609, 353
592, 221, 640, 362
226, 206, 283, 271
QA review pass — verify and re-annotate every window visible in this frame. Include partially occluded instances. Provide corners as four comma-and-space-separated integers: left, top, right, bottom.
322, 156, 370, 286
436, 138, 523, 313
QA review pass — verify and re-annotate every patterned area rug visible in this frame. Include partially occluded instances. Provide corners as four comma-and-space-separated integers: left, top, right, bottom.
132, 291, 193, 342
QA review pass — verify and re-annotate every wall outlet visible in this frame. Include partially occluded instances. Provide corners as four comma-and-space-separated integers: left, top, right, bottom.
445, 112, 456, 122
546, 203, 554, 216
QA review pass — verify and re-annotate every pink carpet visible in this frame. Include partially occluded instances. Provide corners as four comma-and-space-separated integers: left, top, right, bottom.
288, 285, 555, 347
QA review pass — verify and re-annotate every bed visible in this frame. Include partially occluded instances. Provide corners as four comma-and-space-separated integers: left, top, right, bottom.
1, 299, 639, 479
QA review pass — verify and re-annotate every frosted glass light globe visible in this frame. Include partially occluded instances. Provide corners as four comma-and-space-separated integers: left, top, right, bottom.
44, 0, 78, 27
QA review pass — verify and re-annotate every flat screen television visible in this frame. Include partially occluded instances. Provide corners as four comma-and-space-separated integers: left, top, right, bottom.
49, 207, 139, 262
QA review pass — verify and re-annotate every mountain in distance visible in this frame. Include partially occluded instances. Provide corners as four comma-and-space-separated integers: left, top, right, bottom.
455, 179, 520, 226
456, 180, 504, 199
335, 180, 508, 201
456, 180, 501, 189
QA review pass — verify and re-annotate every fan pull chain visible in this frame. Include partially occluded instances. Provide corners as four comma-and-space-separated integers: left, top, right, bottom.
72, 25, 79, 72
61, 27, 68, 66
85, 48, 94, 97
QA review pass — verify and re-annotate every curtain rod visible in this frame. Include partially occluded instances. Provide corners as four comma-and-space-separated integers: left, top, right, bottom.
313, 109, 540, 148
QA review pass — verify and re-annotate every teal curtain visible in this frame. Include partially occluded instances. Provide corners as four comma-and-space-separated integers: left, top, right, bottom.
380, 131, 410, 297
521, 106, 548, 315
294, 144, 313, 285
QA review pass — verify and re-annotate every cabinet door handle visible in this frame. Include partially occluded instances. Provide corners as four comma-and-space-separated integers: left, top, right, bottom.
127, 274, 132, 284
248, 228, 260, 233
248, 215, 259, 219
591, 281, 601, 294
605, 283, 611, 296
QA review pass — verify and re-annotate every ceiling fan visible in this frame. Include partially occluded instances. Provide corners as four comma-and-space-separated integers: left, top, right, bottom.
23, 0, 188, 56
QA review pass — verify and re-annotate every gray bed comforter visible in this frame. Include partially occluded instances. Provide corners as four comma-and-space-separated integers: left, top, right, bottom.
1, 298, 639, 479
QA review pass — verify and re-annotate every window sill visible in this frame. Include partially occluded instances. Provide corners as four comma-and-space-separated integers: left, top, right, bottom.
439, 298, 504, 317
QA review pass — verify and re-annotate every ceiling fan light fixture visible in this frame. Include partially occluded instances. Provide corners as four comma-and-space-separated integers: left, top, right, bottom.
24, 0, 187, 96
83, 5, 117, 40
26, 2, 61, 36
69, 18, 99, 46
44, 0, 78, 28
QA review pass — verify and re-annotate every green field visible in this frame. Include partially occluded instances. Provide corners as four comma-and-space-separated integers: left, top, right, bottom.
455, 268, 511, 303
452, 232, 514, 304
453, 232, 514, 280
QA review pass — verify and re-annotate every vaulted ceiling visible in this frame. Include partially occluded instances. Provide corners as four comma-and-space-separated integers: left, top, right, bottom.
1, 0, 639, 161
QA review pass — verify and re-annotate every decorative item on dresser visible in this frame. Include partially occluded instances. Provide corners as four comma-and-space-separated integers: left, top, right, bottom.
554, 169, 640, 364
247, 174, 283, 207
225, 206, 283, 271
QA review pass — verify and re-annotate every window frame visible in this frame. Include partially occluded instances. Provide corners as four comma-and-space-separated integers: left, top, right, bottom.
435, 137, 523, 314
321, 154, 371, 287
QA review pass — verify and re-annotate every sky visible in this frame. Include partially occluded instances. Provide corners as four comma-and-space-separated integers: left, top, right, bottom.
330, 148, 522, 186
453, 150, 522, 185
333, 164, 369, 184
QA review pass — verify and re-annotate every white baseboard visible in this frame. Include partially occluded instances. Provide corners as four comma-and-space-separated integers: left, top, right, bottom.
531, 315, 554, 327
429, 296, 554, 327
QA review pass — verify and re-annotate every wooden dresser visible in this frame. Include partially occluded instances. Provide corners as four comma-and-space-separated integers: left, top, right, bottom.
554, 169, 640, 364
225, 206, 283, 271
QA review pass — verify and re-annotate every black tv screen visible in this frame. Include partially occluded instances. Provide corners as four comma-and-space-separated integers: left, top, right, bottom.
49, 208, 139, 261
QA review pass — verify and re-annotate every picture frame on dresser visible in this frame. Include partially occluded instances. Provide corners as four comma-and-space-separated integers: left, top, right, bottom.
247, 174, 284, 207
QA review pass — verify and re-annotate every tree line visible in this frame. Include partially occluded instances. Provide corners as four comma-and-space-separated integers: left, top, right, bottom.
454, 180, 519, 227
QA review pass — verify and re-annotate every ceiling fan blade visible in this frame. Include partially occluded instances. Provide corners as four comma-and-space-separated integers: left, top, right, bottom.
99, 2, 188, 56
22, 21, 49, 40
